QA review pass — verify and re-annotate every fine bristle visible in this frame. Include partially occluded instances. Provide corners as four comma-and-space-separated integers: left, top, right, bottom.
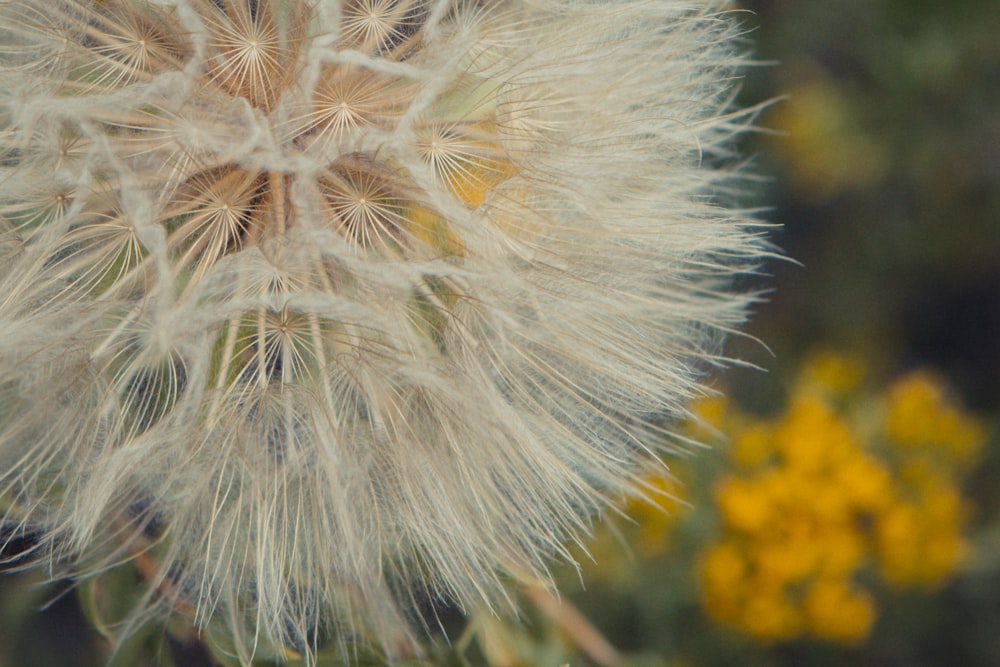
0, 0, 766, 663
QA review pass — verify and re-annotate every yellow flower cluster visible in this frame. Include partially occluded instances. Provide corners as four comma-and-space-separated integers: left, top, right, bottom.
877, 371, 983, 587
698, 352, 984, 645
884, 371, 984, 466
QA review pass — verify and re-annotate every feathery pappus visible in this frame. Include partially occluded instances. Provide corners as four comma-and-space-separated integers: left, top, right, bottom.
0, 0, 765, 661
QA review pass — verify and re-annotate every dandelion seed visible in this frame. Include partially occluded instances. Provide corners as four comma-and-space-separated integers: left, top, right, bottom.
0, 0, 765, 662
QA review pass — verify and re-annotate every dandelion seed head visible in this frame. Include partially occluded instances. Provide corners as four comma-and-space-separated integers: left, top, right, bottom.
1, 0, 766, 661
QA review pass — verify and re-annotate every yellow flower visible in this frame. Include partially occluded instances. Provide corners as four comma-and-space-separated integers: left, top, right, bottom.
833, 451, 893, 514
875, 497, 966, 588
715, 476, 774, 534
731, 422, 774, 469
699, 540, 747, 621
775, 396, 859, 474
884, 371, 985, 464
797, 349, 866, 397
814, 527, 866, 578
803, 578, 876, 644
885, 372, 947, 447
753, 532, 819, 585
739, 587, 801, 641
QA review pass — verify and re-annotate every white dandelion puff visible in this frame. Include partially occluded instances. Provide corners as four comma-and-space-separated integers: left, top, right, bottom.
0, 0, 766, 662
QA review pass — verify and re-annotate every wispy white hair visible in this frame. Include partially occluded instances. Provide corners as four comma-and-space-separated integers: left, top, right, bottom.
0, 0, 765, 661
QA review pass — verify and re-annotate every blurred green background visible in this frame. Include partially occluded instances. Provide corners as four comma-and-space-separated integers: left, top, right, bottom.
2, 0, 999, 665
730, 0, 1000, 413
560, 0, 1000, 664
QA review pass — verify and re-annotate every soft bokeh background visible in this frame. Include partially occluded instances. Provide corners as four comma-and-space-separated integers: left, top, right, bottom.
554, 0, 1000, 664
2, 0, 998, 665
